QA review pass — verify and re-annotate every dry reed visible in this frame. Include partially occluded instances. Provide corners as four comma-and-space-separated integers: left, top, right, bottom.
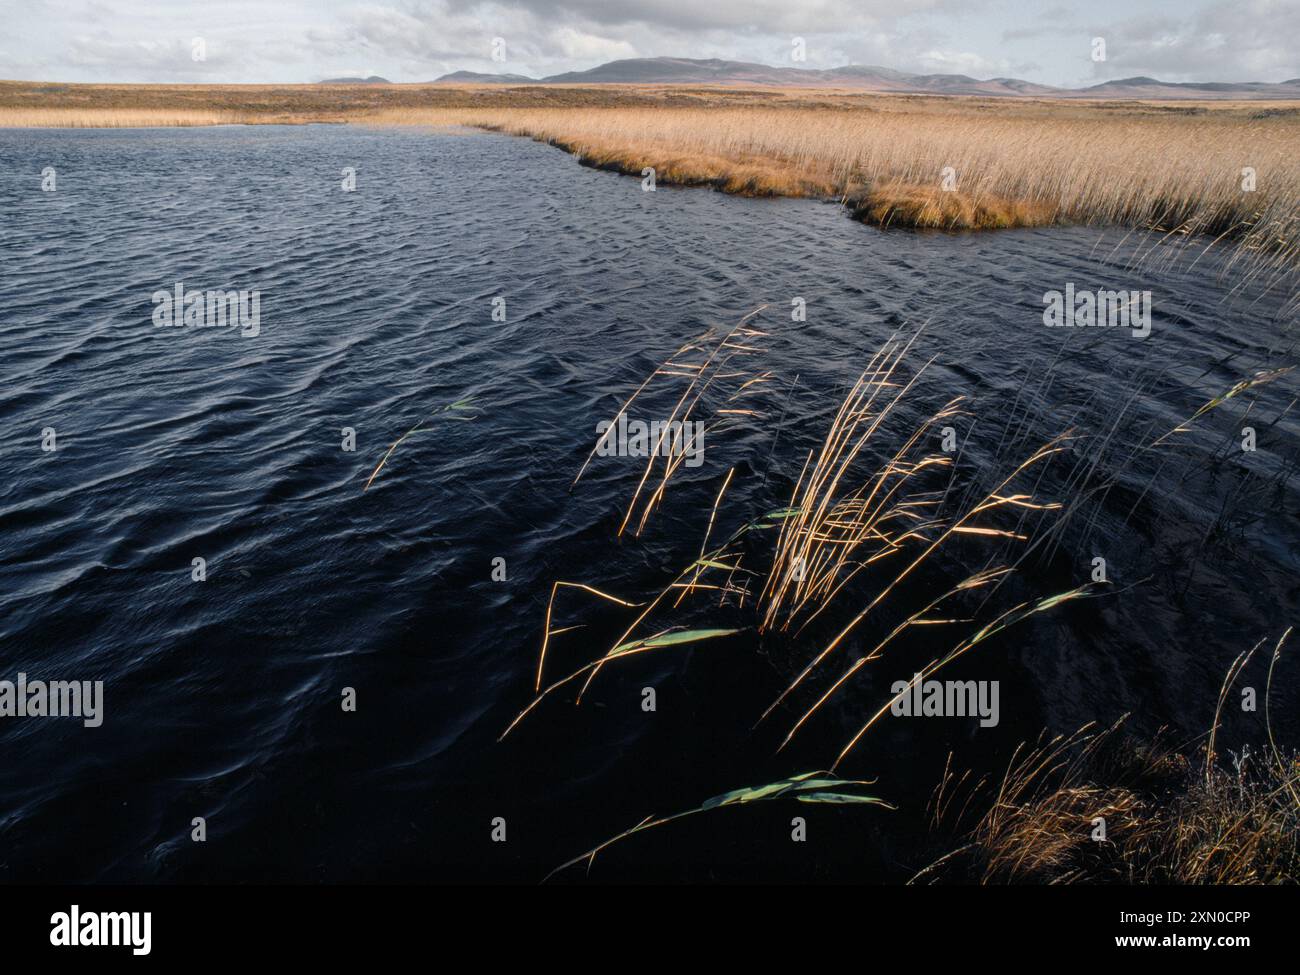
507, 322, 1083, 772
374, 103, 1300, 279
917, 629, 1298, 884
0, 108, 242, 127
573, 309, 773, 536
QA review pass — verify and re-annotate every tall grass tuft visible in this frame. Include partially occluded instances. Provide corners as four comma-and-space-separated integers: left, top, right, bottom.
508, 321, 1083, 771
916, 629, 1298, 884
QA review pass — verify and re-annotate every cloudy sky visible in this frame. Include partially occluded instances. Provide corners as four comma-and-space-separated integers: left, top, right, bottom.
2, 0, 1296, 86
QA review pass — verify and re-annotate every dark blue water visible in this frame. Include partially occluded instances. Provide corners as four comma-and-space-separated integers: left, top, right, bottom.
0, 125, 1296, 882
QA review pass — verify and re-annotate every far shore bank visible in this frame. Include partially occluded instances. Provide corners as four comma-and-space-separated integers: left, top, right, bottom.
3, 82, 1296, 268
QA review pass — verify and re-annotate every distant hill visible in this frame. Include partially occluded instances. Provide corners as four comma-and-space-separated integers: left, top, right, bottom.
424, 57, 1300, 100
539, 57, 780, 85
431, 70, 535, 84
320, 76, 392, 85
1074, 75, 1300, 99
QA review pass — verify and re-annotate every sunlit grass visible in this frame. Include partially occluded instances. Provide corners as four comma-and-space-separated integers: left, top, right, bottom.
377, 103, 1300, 278
919, 630, 1299, 884
0, 108, 242, 127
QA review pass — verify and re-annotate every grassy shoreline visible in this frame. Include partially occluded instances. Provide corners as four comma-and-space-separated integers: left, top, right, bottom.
387, 103, 1298, 274
481, 125, 1060, 230
4, 81, 1298, 269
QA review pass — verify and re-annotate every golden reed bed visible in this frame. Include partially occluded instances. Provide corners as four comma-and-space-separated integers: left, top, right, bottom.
4, 82, 1298, 279
377, 103, 1299, 283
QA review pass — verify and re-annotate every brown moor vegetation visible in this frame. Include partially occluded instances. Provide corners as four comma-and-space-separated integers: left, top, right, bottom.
3, 80, 1297, 274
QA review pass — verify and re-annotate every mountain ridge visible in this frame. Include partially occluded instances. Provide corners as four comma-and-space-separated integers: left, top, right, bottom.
413, 57, 1300, 100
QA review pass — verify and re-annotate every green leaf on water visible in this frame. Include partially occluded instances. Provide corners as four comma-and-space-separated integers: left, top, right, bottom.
1035, 587, 1090, 611
611, 628, 740, 655
693, 559, 739, 571
788, 778, 851, 792
764, 508, 803, 519
700, 773, 883, 810
796, 792, 894, 806
640, 628, 740, 648
550, 770, 890, 879
703, 780, 795, 809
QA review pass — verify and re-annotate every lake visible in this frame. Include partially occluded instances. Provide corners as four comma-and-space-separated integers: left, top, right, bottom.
0, 124, 1296, 881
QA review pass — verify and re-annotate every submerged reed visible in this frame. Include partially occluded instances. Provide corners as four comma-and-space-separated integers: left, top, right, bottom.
516, 309, 1293, 879
508, 321, 1083, 773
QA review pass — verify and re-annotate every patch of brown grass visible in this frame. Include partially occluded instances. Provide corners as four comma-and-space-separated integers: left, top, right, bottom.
487, 122, 1059, 228
375, 103, 1300, 274
0, 107, 243, 127
920, 723, 1300, 884
919, 630, 1300, 885
541, 134, 840, 198
849, 181, 1058, 230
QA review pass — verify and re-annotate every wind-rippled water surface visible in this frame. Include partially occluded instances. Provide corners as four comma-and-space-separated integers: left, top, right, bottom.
0, 125, 1296, 881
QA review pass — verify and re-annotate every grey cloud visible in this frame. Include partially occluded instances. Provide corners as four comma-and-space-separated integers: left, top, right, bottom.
1, 0, 1292, 86
1088, 1, 1299, 81
437, 0, 950, 33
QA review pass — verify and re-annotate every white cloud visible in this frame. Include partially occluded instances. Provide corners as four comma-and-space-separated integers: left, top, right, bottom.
547, 27, 638, 62
914, 49, 1014, 77
1, 0, 1293, 86
1080, 2, 1298, 82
